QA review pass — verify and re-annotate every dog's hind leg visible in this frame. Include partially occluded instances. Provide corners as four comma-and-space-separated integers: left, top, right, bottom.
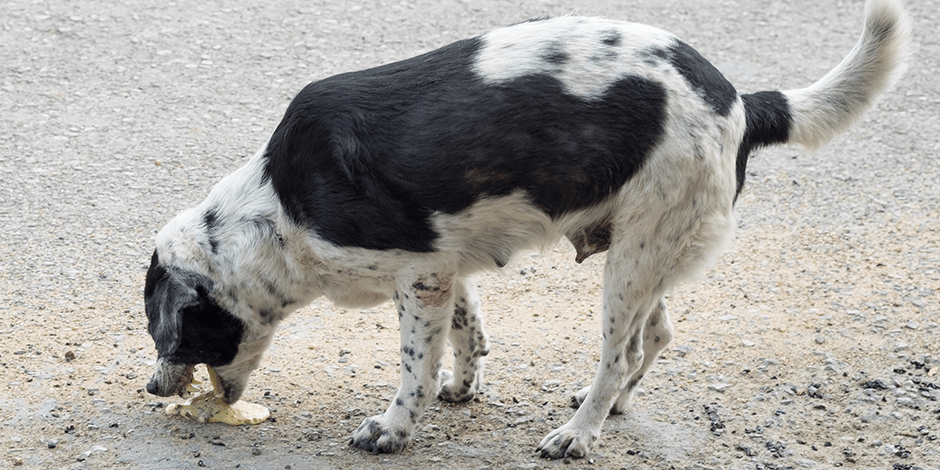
439, 277, 490, 403
350, 272, 456, 453
571, 298, 673, 414
538, 243, 674, 459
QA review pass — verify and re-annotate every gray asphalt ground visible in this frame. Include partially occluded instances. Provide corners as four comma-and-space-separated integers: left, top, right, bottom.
1, 0, 938, 469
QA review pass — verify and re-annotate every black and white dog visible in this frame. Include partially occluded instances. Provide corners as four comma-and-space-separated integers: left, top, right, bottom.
145, 0, 909, 459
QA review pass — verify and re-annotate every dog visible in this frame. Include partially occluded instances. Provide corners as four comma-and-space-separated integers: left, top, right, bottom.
144, 0, 910, 459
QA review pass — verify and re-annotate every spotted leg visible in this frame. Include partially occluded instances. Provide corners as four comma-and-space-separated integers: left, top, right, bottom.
571, 299, 673, 414
350, 272, 455, 453
439, 277, 490, 403
538, 248, 670, 459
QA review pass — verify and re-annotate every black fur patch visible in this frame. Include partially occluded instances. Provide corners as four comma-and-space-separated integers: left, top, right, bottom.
736, 91, 792, 198
637, 47, 668, 67
173, 285, 244, 366
202, 209, 221, 253
144, 251, 244, 367
601, 29, 622, 47
541, 43, 568, 65
263, 37, 667, 251
662, 40, 737, 117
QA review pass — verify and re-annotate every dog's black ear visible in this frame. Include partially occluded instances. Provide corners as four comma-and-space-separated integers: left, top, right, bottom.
144, 250, 203, 358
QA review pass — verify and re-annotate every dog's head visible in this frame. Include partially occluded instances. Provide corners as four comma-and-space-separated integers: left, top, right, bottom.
143, 154, 313, 403
143, 249, 253, 402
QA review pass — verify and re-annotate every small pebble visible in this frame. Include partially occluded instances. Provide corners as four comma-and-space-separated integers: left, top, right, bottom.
708, 383, 730, 393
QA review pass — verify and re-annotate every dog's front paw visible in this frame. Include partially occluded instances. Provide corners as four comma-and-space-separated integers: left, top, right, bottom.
349, 415, 410, 454
537, 424, 598, 459
438, 369, 476, 403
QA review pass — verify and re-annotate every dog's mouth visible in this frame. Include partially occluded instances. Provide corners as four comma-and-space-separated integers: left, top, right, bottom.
146, 360, 196, 398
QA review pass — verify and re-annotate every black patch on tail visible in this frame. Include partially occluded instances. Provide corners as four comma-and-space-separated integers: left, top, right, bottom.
736, 91, 792, 199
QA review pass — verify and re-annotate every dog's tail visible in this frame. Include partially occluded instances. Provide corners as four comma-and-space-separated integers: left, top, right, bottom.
740, 0, 911, 157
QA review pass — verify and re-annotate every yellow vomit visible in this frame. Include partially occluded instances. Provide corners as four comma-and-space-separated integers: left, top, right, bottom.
166, 366, 270, 425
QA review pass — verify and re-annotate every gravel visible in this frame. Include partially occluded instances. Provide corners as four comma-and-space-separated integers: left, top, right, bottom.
2, 0, 938, 469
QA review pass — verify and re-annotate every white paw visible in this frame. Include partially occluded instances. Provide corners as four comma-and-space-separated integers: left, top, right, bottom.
349, 414, 410, 454
537, 424, 598, 459
438, 369, 477, 403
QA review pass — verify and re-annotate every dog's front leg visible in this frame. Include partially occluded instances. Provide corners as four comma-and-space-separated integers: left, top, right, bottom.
350, 272, 455, 453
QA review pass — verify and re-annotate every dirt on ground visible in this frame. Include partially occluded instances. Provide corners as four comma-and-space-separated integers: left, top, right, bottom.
1, 0, 938, 469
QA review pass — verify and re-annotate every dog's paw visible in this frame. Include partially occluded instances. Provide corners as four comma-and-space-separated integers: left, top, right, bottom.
537, 424, 598, 459
349, 415, 410, 454
570, 386, 590, 409
569, 386, 629, 415
438, 369, 476, 403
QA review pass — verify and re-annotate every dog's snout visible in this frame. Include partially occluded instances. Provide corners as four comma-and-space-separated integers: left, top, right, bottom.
146, 374, 175, 397
145, 377, 161, 396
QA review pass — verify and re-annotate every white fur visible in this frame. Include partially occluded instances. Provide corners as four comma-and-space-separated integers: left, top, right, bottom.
474, 17, 675, 100
785, 0, 911, 149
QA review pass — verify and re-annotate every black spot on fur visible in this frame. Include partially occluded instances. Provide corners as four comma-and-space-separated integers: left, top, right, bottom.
637, 46, 668, 66
203, 208, 220, 230
263, 36, 667, 251
660, 40, 737, 117
413, 281, 439, 292
425, 327, 442, 344
736, 91, 791, 199
259, 309, 275, 324
601, 30, 622, 47
452, 305, 468, 330
202, 209, 221, 254
541, 43, 568, 65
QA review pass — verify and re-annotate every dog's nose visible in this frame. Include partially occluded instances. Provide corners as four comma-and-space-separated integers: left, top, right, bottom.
146, 377, 161, 396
